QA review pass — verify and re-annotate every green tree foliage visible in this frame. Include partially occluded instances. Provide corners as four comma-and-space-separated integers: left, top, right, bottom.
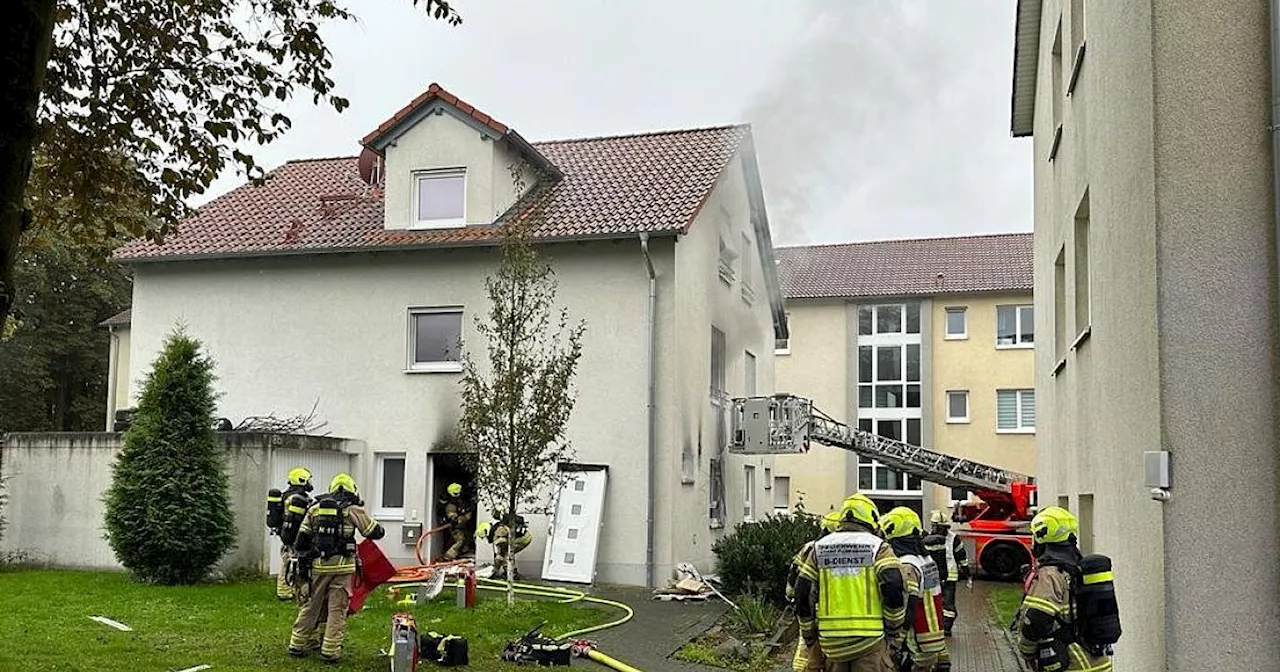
458, 222, 586, 603
0, 226, 131, 433
713, 512, 823, 607
1, 0, 462, 321
102, 329, 236, 584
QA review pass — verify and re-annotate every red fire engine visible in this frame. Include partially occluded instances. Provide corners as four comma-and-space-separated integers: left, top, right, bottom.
730, 394, 1036, 581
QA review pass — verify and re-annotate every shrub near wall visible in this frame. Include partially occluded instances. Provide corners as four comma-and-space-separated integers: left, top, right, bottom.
712, 512, 823, 607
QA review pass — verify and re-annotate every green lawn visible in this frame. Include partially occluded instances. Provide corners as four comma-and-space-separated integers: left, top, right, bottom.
988, 584, 1024, 629
0, 569, 608, 671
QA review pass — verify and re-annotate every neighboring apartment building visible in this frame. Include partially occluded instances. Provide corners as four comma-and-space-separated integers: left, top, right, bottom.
771, 234, 1035, 519
1011, 1, 1280, 669
105, 84, 789, 587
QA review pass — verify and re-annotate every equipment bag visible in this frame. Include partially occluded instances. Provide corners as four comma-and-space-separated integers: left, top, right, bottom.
266, 489, 285, 532
437, 636, 469, 667
1073, 554, 1122, 652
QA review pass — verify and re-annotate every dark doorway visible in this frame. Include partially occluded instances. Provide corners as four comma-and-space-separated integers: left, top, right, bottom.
429, 453, 477, 559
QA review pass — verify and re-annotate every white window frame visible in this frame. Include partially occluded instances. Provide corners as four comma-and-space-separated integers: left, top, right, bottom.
411, 168, 466, 230
946, 390, 970, 423
743, 465, 757, 522
374, 452, 407, 520
406, 307, 464, 373
996, 304, 1035, 349
944, 307, 968, 340
997, 388, 1037, 434
772, 475, 791, 514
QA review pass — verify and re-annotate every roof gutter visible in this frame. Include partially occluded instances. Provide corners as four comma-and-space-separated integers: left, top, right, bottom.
638, 232, 657, 589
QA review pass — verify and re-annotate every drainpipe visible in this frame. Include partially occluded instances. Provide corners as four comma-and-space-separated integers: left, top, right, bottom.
638, 233, 657, 588
1271, 0, 1280, 325
105, 326, 119, 431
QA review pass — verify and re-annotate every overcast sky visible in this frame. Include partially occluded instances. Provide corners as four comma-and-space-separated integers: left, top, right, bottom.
201, 0, 1032, 247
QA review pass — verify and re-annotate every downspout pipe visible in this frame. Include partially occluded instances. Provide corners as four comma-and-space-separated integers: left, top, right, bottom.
638, 233, 657, 588
105, 326, 119, 431
1271, 0, 1280, 329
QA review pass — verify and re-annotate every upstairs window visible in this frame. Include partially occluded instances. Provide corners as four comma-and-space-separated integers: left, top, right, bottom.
413, 169, 465, 228
997, 304, 1035, 348
408, 307, 463, 372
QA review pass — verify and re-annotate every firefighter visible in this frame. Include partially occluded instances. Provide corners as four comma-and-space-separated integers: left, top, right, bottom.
478, 510, 532, 580
924, 510, 969, 636
287, 473, 385, 663
267, 466, 314, 601
1015, 506, 1116, 672
882, 508, 946, 672
788, 511, 843, 672
793, 494, 906, 672
437, 482, 475, 561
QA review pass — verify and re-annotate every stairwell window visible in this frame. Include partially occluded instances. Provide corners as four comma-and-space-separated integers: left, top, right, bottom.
997, 389, 1036, 433
743, 465, 756, 521
944, 307, 967, 339
946, 390, 970, 423
412, 169, 465, 229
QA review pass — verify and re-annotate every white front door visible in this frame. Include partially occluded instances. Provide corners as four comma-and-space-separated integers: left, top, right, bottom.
541, 468, 608, 584
266, 448, 355, 575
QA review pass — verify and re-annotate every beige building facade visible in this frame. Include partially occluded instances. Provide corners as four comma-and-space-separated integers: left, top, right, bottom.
1012, 1, 1280, 669
106, 84, 790, 587
772, 234, 1035, 519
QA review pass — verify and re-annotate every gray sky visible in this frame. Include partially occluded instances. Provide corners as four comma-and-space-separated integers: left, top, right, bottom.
200, 0, 1032, 247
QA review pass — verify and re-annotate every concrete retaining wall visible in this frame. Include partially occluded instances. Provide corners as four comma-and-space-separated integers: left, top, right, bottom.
0, 432, 360, 575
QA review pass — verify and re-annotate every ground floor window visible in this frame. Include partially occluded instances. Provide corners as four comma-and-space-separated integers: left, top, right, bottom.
374, 453, 406, 519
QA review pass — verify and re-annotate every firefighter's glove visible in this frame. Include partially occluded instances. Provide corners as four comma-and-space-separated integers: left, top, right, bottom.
800, 628, 818, 648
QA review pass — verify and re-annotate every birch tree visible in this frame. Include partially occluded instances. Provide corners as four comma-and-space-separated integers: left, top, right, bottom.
457, 221, 585, 604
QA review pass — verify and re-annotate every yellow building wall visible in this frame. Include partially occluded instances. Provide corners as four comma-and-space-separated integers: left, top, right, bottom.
929, 292, 1036, 508
772, 299, 851, 516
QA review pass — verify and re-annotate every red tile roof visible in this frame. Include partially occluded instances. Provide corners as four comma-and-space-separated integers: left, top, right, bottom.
776, 233, 1033, 299
114, 125, 749, 261
361, 83, 510, 146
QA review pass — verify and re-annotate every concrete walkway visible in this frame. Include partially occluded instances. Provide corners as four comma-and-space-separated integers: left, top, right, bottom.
579, 584, 728, 671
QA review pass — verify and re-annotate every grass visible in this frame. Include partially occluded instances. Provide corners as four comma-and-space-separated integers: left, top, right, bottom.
675, 640, 776, 672
674, 595, 786, 672
988, 584, 1025, 628
0, 569, 609, 671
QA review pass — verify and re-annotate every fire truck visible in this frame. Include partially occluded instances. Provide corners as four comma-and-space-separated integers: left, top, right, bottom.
729, 393, 1037, 581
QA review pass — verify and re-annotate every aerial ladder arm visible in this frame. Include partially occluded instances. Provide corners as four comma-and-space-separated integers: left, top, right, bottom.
728, 394, 1034, 494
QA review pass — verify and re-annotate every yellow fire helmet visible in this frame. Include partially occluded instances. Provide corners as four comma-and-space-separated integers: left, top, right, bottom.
839, 493, 881, 530
329, 472, 358, 496
447, 483, 463, 497
476, 521, 491, 540
880, 507, 923, 540
287, 466, 312, 487
1030, 506, 1079, 545
929, 509, 947, 525
820, 510, 843, 533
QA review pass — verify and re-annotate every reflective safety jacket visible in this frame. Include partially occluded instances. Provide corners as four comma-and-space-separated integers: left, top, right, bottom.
795, 529, 906, 662
899, 554, 947, 658
1016, 566, 1113, 672
295, 499, 384, 575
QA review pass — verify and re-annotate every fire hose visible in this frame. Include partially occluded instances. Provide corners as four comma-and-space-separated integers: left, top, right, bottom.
387, 576, 641, 670
386, 523, 471, 583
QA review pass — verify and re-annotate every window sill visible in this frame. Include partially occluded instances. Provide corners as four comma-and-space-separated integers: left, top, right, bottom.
1067, 42, 1086, 95
409, 219, 466, 230
374, 511, 405, 522
944, 334, 968, 341
774, 349, 791, 357
1071, 325, 1092, 350
946, 418, 971, 424
995, 343, 1035, 350
405, 362, 464, 374
1051, 356, 1068, 377
996, 428, 1036, 435
709, 520, 725, 530
1048, 124, 1064, 162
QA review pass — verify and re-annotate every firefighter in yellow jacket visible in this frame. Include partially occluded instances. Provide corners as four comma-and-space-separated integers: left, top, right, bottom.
793, 494, 906, 672
881, 507, 947, 672
287, 473, 385, 663
788, 511, 844, 672
1015, 507, 1116, 672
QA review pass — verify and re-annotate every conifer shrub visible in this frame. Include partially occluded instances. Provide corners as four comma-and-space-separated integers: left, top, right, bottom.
103, 328, 236, 584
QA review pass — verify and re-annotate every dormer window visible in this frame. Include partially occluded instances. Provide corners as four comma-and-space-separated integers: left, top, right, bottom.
413, 169, 466, 228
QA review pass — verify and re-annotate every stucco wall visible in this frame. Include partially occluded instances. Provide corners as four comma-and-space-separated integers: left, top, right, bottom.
127, 243, 654, 584
0, 432, 355, 574
105, 326, 131, 430
929, 293, 1036, 507
381, 107, 529, 230
661, 152, 776, 581
773, 299, 852, 515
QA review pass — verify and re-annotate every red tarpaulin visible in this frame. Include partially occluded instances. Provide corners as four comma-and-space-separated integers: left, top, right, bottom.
349, 539, 397, 615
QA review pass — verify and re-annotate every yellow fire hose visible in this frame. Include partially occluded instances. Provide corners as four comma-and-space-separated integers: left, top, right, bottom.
388, 574, 642, 670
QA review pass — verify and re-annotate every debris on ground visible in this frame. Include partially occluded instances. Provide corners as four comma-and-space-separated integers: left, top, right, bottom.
88, 615, 132, 631
652, 562, 715, 601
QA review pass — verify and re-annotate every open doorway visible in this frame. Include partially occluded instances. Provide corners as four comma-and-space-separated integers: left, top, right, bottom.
429, 453, 477, 560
